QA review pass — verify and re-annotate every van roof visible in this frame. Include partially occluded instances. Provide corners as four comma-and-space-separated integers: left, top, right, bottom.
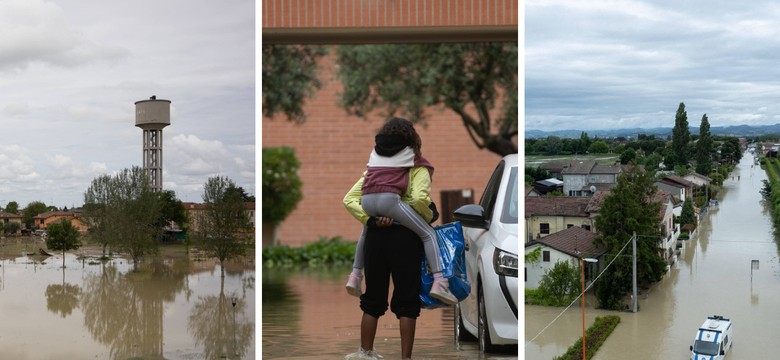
698, 315, 732, 337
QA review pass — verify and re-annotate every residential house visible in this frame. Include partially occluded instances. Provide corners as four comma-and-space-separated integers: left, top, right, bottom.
653, 190, 678, 262
0, 211, 23, 235
525, 196, 592, 242
561, 160, 621, 196
655, 178, 687, 216
539, 162, 567, 179
524, 226, 607, 290
33, 211, 89, 234
183, 202, 256, 241
684, 172, 712, 187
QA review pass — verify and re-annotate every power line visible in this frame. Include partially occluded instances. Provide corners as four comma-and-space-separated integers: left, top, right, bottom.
526, 234, 634, 344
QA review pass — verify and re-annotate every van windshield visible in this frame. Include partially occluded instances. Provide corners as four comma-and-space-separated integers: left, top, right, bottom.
693, 340, 719, 356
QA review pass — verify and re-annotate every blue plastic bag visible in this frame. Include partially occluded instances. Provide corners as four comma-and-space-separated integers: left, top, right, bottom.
420, 221, 471, 309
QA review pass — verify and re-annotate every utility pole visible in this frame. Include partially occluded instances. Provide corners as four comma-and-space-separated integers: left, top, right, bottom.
632, 232, 638, 313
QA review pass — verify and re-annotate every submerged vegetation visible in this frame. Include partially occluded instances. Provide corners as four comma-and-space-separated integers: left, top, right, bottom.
262, 237, 356, 267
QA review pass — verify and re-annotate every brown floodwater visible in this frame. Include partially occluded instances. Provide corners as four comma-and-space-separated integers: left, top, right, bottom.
261, 267, 519, 359
526, 153, 780, 359
0, 248, 255, 359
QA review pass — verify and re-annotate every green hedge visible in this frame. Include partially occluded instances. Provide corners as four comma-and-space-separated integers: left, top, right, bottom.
553, 315, 621, 360
262, 237, 356, 267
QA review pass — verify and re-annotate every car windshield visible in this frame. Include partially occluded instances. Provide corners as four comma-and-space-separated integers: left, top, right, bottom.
693, 340, 719, 356
500, 166, 518, 224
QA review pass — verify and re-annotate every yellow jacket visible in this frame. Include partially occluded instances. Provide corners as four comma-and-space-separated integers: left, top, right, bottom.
343, 166, 434, 225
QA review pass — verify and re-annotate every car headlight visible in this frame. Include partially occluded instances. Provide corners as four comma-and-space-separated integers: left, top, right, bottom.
493, 248, 518, 277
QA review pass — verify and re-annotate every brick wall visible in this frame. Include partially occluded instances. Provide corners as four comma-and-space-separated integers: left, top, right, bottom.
262, 51, 514, 246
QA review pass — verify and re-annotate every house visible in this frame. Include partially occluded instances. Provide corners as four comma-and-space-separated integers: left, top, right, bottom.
532, 178, 563, 195
524, 226, 607, 290
561, 160, 621, 196
32, 211, 89, 234
684, 172, 712, 187
0, 211, 23, 235
656, 176, 694, 201
182, 202, 256, 241
525, 196, 592, 242
538, 162, 567, 179
653, 190, 678, 262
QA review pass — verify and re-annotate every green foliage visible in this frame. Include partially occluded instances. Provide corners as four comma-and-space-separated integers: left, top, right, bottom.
552, 315, 621, 360
2, 221, 19, 234
680, 200, 697, 227
262, 237, 356, 267
525, 247, 542, 264
533, 260, 581, 307
82, 167, 161, 264
194, 176, 252, 274
672, 102, 691, 168
262, 44, 326, 123
46, 219, 82, 268
525, 166, 551, 184
23, 201, 48, 230
262, 147, 303, 225
336, 43, 518, 156
588, 140, 610, 154
696, 114, 713, 175
4, 201, 19, 214
594, 165, 667, 310
155, 190, 188, 231
620, 148, 637, 164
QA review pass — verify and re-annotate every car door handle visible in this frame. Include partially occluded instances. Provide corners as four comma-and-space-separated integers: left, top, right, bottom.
464, 242, 470, 251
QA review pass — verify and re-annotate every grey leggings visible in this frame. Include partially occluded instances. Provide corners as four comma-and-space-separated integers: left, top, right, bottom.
352, 192, 443, 273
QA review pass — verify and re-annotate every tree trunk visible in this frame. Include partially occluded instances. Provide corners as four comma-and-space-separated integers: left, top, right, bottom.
262, 222, 279, 247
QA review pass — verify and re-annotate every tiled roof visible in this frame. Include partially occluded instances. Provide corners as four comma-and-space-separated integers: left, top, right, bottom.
525, 196, 591, 217
592, 163, 622, 174
525, 226, 606, 259
561, 160, 596, 174
585, 191, 610, 213
0, 211, 22, 219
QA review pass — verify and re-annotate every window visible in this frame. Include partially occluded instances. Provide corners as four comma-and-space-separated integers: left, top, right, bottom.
581, 224, 591, 231
540, 223, 550, 234
567, 224, 574, 228
542, 250, 550, 262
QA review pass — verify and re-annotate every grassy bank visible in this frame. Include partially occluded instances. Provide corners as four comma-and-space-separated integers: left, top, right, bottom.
262, 237, 355, 267
553, 315, 621, 360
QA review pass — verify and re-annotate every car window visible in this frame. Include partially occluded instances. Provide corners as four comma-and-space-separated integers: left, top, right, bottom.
479, 160, 506, 220
500, 166, 518, 224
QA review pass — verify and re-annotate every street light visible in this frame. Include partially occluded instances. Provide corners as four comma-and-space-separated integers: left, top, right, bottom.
581, 257, 598, 360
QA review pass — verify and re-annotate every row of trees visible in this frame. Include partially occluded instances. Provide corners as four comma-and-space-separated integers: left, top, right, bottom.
41, 166, 253, 275
0, 200, 63, 231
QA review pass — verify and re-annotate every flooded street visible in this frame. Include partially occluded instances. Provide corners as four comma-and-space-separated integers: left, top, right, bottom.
0, 249, 255, 359
262, 267, 518, 359
526, 152, 780, 359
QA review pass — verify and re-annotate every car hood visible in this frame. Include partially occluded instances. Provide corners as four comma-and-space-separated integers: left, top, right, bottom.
492, 221, 518, 255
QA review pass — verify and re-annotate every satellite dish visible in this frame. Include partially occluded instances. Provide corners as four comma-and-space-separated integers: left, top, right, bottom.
590, 185, 597, 193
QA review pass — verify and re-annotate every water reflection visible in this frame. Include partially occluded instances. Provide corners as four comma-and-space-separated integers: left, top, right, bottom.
0, 249, 254, 358
45, 269, 81, 318
188, 277, 255, 360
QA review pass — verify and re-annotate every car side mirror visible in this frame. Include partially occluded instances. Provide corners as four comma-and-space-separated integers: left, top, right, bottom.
689, 345, 693, 351
453, 204, 489, 230
720, 350, 725, 355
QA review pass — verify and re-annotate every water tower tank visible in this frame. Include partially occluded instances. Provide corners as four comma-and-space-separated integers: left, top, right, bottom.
135, 96, 171, 192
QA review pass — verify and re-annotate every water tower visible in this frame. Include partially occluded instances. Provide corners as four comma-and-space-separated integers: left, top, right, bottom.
135, 96, 171, 192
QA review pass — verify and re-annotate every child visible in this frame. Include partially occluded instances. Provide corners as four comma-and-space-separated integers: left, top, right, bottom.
344, 117, 457, 305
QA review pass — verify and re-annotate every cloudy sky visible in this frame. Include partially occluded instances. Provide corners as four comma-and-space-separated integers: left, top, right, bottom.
526, 0, 780, 131
0, 0, 254, 209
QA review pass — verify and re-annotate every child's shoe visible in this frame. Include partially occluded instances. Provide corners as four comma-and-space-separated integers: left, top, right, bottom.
429, 278, 458, 305
345, 272, 362, 297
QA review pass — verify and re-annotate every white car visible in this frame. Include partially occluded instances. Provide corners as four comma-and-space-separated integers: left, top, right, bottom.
452, 154, 519, 352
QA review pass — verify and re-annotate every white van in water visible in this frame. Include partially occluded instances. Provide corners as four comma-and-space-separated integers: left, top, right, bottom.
690, 315, 733, 360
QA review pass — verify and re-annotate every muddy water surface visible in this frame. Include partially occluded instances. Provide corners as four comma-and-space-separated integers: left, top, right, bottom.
262, 267, 518, 359
526, 153, 780, 359
0, 249, 255, 359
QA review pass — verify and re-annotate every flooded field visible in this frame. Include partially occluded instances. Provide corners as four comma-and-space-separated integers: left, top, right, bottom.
0, 245, 255, 359
526, 153, 780, 359
262, 267, 518, 359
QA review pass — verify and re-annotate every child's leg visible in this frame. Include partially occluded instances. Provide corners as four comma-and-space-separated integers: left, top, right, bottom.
346, 226, 368, 297
362, 193, 442, 273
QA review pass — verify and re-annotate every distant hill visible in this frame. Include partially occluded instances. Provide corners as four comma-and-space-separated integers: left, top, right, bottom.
525, 124, 780, 139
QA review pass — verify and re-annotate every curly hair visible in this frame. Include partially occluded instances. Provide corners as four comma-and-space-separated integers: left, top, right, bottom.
377, 117, 422, 157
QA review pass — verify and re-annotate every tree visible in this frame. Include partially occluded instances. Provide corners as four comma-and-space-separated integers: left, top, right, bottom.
696, 114, 713, 175
82, 167, 161, 265
23, 201, 48, 230
194, 176, 251, 277
262, 44, 326, 123
594, 165, 667, 310
155, 190, 188, 233
671, 102, 691, 168
3, 222, 20, 235
680, 199, 697, 227
536, 260, 581, 306
588, 140, 610, 154
620, 148, 637, 164
46, 219, 82, 268
336, 43, 518, 156
5, 201, 19, 214
262, 147, 303, 226
578, 131, 591, 154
